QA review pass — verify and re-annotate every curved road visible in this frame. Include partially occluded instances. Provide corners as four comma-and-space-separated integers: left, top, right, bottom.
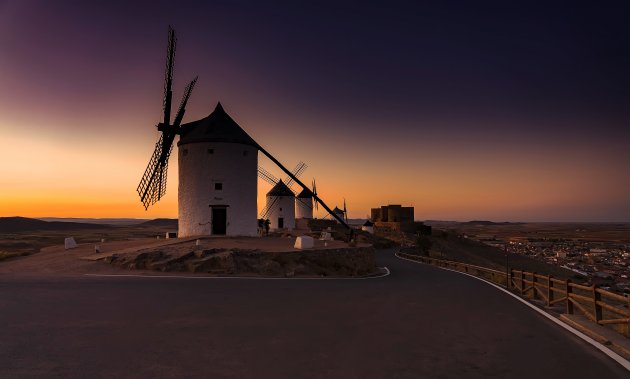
0, 249, 626, 378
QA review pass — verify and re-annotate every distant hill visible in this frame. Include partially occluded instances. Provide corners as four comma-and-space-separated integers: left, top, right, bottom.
0, 217, 112, 233
138, 218, 178, 228
462, 220, 525, 226
38, 218, 148, 226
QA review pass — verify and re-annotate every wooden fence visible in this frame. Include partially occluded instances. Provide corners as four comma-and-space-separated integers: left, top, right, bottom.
398, 252, 630, 337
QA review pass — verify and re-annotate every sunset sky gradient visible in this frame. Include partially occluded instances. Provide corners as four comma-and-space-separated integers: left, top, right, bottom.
1, 0, 629, 221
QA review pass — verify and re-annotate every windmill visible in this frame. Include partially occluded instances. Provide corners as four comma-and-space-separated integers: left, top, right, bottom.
258, 162, 310, 221
136, 27, 198, 210
135, 27, 350, 237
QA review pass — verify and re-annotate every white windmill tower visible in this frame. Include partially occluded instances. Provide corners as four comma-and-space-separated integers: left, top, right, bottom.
264, 180, 295, 230
258, 164, 310, 231
136, 27, 351, 238
177, 102, 259, 237
295, 188, 314, 219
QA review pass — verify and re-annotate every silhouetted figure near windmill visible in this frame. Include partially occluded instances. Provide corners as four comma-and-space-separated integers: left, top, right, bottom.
264, 219, 271, 236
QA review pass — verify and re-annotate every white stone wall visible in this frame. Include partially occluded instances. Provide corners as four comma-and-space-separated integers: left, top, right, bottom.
178, 142, 257, 237
266, 195, 295, 230
295, 197, 313, 219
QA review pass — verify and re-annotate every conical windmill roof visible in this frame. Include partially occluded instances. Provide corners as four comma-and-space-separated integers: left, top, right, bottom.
297, 188, 312, 198
267, 179, 294, 197
178, 102, 259, 147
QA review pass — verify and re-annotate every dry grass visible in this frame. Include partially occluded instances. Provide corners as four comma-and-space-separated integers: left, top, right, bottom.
403, 230, 578, 280
0, 224, 176, 258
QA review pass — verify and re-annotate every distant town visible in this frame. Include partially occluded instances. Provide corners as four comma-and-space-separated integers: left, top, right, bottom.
462, 229, 630, 293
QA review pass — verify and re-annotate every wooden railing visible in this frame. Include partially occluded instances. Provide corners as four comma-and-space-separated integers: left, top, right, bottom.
398, 252, 630, 337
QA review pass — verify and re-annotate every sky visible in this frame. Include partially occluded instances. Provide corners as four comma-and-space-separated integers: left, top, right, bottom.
0, 0, 629, 222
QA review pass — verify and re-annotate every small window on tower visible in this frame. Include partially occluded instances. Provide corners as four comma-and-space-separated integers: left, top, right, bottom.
215, 182, 223, 191
208, 148, 214, 154
243, 150, 248, 156
279, 207, 282, 211
183, 149, 188, 156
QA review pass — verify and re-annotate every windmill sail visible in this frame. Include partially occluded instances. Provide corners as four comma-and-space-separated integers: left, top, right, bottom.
137, 135, 166, 209
136, 27, 197, 210
260, 196, 280, 219
162, 26, 176, 128
257, 165, 279, 186
285, 162, 307, 188
312, 178, 318, 211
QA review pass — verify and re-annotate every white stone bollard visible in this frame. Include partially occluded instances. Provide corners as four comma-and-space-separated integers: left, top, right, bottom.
294, 236, 314, 250
64, 237, 77, 250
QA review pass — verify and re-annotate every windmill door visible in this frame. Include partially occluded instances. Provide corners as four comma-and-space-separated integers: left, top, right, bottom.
212, 208, 227, 235
278, 217, 284, 229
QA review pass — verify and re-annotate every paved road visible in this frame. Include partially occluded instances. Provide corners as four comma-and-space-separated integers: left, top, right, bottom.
1, 250, 626, 378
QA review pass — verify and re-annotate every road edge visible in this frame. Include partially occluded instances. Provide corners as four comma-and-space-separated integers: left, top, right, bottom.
394, 252, 630, 372
83, 266, 390, 280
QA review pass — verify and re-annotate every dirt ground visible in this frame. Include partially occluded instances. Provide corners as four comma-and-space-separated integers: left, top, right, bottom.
0, 236, 356, 276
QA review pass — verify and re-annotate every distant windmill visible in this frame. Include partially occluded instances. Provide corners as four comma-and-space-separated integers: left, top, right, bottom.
258, 163, 312, 223
136, 27, 198, 210
136, 27, 350, 237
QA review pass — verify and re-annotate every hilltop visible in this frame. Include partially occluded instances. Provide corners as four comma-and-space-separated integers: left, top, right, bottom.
38, 218, 148, 226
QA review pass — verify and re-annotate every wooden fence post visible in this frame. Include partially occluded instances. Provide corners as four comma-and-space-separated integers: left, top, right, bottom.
593, 285, 602, 324
509, 269, 514, 290
566, 279, 573, 314
519, 271, 524, 296
547, 275, 553, 307
531, 272, 537, 300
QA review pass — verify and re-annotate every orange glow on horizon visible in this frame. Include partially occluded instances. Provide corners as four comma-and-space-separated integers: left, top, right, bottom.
1, 99, 628, 222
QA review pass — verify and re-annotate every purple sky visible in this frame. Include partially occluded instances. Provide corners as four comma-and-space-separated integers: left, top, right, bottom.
1, 0, 629, 221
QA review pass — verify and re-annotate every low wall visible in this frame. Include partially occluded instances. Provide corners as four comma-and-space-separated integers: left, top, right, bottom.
105, 246, 376, 277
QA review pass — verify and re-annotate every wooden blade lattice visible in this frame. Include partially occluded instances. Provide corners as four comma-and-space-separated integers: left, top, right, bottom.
137, 135, 173, 210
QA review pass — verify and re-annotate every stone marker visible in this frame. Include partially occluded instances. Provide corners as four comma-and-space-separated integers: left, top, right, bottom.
94, 245, 102, 253
64, 237, 77, 250
294, 236, 314, 250
319, 232, 333, 241
196, 239, 201, 246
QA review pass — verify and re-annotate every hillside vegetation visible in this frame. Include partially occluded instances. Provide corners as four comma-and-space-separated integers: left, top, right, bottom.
407, 230, 579, 280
